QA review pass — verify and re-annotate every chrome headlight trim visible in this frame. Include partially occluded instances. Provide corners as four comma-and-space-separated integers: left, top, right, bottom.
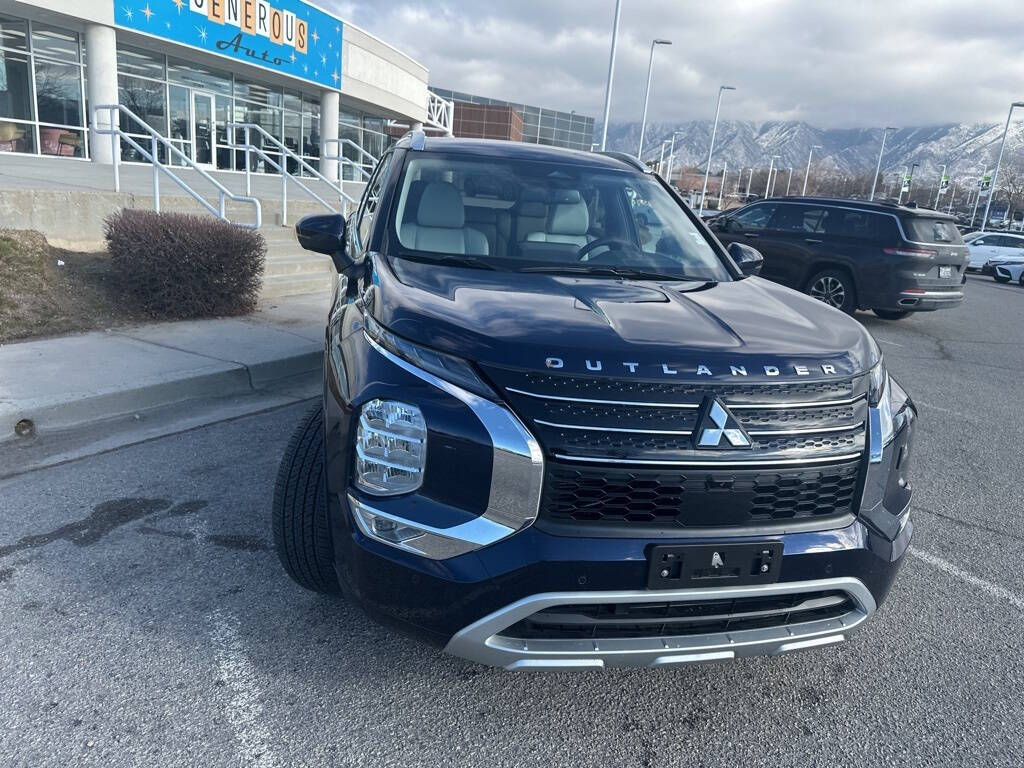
363, 332, 545, 549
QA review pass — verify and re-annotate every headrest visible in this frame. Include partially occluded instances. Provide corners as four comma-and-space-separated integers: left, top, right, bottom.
547, 200, 589, 236
549, 189, 582, 204
519, 201, 548, 218
417, 181, 465, 228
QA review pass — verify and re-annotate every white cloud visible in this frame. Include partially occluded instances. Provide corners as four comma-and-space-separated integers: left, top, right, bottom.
329, 0, 1024, 128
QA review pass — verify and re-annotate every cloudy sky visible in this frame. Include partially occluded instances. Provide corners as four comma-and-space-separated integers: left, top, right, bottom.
329, 0, 1024, 128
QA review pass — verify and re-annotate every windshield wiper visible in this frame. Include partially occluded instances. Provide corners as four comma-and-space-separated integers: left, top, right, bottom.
519, 265, 712, 282
397, 252, 496, 270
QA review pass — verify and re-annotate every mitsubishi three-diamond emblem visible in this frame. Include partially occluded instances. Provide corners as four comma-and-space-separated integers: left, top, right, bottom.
696, 397, 752, 448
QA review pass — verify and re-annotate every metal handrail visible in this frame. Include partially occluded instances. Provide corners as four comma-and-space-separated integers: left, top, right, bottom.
227, 122, 360, 224
91, 104, 261, 228
323, 138, 375, 182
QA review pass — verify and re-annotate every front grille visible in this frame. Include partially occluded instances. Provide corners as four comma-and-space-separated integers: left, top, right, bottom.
541, 462, 860, 526
481, 365, 869, 528
502, 590, 855, 640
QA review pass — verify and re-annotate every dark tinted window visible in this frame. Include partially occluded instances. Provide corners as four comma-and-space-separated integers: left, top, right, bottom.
731, 203, 776, 231
768, 203, 818, 232
903, 217, 964, 245
812, 208, 899, 242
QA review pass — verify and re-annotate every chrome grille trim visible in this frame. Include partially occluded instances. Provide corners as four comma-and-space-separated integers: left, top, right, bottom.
746, 422, 865, 437
533, 419, 693, 436
505, 387, 704, 411
507, 386, 864, 411
552, 452, 864, 467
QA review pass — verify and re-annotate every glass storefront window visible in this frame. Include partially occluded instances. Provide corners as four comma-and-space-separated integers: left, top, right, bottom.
39, 125, 83, 157
234, 77, 280, 108
168, 84, 191, 164
118, 74, 166, 134
35, 59, 82, 126
0, 52, 34, 121
167, 57, 231, 97
0, 119, 34, 153
31, 23, 79, 63
116, 45, 165, 80
0, 15, 28, 50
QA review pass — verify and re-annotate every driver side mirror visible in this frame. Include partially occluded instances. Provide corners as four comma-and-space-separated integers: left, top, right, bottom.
295, 213, 350, 273
728, 241, 764, 278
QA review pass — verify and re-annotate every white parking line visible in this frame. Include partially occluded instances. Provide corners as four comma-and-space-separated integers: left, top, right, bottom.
909, 547, 1024, 611
875, 338, 904, 348
912, 399, 963, 417
209, 611, 279, 768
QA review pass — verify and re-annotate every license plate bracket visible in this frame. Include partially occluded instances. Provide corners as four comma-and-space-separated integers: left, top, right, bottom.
647, 542, 783, 590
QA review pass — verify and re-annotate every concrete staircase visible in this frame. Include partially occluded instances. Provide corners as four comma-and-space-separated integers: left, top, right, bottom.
259, 225, 336, 300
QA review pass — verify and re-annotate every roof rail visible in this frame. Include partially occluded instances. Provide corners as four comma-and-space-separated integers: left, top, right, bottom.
398, 129, 427, 150
597, 151, 651, 173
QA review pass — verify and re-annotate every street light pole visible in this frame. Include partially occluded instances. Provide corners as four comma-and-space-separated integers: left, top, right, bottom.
637, 39, 673, 159
746, 167, 754, 196
699, 85, 735, 214
785, 167, 794, 196
764, 155, 779, 197
896, 165, 909, 205
933, 164, 947, 209
802, 145, 821, 196
658, 139, 670, 175
870, 127, 898, 201
981, 101, 1024, 232
718, 162, 728, 209
971, 173, 986, 227
599, 0, 621, 151
906, 163, 919, 200
665, 130, 684, 188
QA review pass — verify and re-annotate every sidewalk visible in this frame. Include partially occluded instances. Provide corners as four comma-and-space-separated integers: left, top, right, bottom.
0, 292, 331, 468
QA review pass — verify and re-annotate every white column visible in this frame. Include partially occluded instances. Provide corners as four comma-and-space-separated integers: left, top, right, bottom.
410, 121, 424, 132
85, 24, 119, 165
320, 89, 340, 182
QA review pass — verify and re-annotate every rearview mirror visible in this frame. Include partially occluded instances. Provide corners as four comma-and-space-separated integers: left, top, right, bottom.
295, 213, 350, 272
728, 241, 764, 278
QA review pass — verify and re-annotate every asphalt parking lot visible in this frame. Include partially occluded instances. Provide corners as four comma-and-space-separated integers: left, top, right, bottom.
1, 274, 1022, 768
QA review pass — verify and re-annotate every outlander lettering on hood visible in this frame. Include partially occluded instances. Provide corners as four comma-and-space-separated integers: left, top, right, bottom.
543, 357, 840, 377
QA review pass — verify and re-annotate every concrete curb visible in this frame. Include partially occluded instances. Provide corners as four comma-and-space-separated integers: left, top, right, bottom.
0, 300, 330, 446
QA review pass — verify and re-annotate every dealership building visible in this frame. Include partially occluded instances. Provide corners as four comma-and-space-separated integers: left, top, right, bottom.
0, 0, 447, 178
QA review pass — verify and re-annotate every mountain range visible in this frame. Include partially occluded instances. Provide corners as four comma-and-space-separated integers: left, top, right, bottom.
605, 120, 1024, 185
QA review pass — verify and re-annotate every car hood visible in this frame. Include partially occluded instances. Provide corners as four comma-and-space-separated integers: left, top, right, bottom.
370, 256, 879, 381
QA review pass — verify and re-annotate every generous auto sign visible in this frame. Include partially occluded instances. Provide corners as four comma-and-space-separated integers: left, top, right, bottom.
115, 0, 342, 90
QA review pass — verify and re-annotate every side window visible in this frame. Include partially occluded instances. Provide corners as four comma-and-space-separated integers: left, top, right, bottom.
972, 235, 992, 246
731, 203, 777, 232
767, 203, 822, 233
356, 151, 394, 248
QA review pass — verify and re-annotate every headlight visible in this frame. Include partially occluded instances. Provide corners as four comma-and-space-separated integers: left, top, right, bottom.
362, 313, 493, 399
868, 360, 911, 463
355, 399, 427, 496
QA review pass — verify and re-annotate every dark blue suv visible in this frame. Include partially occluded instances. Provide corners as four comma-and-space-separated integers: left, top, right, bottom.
272, 133, 916, 670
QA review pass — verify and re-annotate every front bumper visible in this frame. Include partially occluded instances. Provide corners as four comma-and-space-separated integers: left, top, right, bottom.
444, 576, 877, 670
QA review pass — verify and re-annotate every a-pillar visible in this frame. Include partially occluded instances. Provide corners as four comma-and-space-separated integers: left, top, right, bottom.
320, 89, 340, 182
85, 24, 119, 164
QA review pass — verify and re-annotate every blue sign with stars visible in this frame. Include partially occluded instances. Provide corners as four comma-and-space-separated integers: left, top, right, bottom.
115, 0, 342, 91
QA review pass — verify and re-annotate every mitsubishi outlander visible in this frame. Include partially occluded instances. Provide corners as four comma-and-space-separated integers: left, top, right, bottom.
272, 133, 916, 670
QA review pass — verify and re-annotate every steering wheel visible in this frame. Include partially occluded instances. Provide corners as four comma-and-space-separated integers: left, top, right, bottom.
576, 237, 641, 262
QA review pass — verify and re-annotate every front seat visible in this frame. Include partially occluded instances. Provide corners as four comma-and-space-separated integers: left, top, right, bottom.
400, 181, 489, 255
526, 190, 594, 247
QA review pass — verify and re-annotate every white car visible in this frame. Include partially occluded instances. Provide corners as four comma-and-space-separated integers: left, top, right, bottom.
992, 262, 1024, 285
965, 231, 1024, 271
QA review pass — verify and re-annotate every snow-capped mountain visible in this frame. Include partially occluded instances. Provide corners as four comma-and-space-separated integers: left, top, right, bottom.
605, 120, 1023, 181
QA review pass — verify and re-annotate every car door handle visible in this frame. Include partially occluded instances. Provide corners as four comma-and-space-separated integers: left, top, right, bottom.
805, 238, 823, 244
745, 233, 760, 238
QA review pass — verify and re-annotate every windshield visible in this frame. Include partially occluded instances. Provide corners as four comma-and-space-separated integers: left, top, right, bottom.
903, 217, 964, 245
389, 153, 731, 281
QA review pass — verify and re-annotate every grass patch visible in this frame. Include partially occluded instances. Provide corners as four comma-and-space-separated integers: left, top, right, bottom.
0, 229, 150, 343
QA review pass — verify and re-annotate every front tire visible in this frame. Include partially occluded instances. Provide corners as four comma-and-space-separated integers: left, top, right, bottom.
994, 274, 1011, 283
806, 269, 857, 314
873, 309, 912, 320
272, 403, 340, 595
